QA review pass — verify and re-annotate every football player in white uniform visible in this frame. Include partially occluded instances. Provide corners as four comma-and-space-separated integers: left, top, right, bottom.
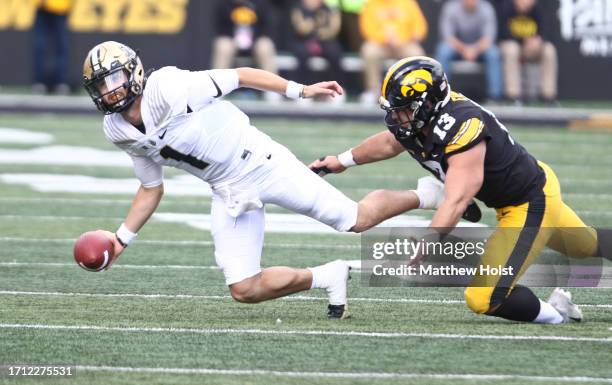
82, 41, 441, 318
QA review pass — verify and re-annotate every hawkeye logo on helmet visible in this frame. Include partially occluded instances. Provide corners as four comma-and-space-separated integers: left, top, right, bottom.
400, 69, 433, 97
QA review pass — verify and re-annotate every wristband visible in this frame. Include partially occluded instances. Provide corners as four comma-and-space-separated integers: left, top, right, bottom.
116, 223, 137, 247
337, 149, 357, 168
286, 81, 305, 99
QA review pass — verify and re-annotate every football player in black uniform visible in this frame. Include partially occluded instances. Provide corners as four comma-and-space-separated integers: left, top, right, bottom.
310, 56, 611, 324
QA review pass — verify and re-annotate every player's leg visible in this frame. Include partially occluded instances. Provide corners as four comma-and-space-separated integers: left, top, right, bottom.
546, 202, 598, 258
545, 198, 612, 262
256, 153, 364, 317
211, 193, 349, 317
354, 176, 445, 232
465, 164, 576, 323
211, 194, 310, 302
464, 196, 558, 323
545, 201, 610, 290
260, 150, 442, 233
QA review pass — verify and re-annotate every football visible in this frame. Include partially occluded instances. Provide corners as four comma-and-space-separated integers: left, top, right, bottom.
73, 231, 115, 272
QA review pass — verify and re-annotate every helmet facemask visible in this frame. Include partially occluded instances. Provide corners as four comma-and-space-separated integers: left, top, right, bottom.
381, 95, 435, 139
84, 67, 135, 114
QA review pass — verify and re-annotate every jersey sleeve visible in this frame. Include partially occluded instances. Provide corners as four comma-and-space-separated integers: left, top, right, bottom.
130, 154, 164, 188
185, 69, 239, 111
444, 117, 488, 156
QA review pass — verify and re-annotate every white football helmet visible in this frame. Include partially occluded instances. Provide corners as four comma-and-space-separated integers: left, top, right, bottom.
83, 41, 145, 114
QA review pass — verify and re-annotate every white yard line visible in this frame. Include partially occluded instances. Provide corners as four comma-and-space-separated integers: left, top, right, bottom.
0, 214, 125, 221
0, 290, 609, 308
0, 323, 609, 343
73, 366, 612, 383
0, 237, 360, 250
0, 196, 210, 206
0, 262, 221, 270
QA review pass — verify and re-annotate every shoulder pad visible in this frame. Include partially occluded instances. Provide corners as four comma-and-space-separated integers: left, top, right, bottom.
430, 101, 486, 154
444, 117, 486, 155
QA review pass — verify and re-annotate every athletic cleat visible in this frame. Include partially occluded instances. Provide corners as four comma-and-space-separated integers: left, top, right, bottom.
462, 201, 482, 223
328, 304, 350, 319
324, 260, 351, 319
547, 288, 583, 323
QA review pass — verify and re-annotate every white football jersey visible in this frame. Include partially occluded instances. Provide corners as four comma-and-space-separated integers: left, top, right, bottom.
103, 66, 273, 187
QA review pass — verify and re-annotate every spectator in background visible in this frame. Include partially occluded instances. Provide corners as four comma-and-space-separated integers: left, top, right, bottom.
326, 0, 366, 52
32, 0, 72, 95
359, 0, 427, 104
290, 0, 345, 103
499, 0, 558, 105
212, 0, 279, 101
436, 0, 503, 102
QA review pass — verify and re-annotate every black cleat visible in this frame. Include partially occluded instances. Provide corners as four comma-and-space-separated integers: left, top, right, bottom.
327, 304, 350, 319
462, 201, 482, 223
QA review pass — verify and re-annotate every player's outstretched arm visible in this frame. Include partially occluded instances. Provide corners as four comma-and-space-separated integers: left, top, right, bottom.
99, 184, 164, 265
309, 130, 405, 176
236, 67, 343, 99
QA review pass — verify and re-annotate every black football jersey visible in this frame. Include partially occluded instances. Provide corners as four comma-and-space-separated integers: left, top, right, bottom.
390, 92, 546, 208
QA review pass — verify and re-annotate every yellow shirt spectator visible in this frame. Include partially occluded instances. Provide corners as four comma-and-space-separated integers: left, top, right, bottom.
38, 0, 73, 15
360, 0, 427, 45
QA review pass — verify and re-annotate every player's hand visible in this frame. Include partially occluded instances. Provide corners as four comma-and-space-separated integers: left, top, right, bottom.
308, 155, 346, 177
96, 229, 124, 268
302, 81, 344, 99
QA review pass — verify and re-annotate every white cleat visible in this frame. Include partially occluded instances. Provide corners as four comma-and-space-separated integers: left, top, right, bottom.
547, 288, 583, 323
324, 260, 350, 319
414, 176, 445, 210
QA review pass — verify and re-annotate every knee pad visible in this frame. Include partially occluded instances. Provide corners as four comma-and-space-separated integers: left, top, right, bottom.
464, 287, 494, 314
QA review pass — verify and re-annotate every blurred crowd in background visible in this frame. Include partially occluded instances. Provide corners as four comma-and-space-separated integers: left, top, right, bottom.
32, 0, 558, 106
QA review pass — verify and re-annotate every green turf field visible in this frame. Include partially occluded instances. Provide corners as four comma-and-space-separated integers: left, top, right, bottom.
0, 113, 610, 385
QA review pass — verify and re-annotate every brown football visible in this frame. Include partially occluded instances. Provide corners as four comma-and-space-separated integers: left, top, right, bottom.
73, 231, 115, 272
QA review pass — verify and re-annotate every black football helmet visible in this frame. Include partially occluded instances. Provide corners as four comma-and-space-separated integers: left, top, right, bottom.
379, 56, 450, 138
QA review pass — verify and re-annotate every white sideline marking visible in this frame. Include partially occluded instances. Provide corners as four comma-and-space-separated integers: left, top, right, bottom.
0, 323, 609, 343
73, 366, 612, 383
0, 237, 360, 250
0, 128, 53, 144
0, 291, 609, 308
